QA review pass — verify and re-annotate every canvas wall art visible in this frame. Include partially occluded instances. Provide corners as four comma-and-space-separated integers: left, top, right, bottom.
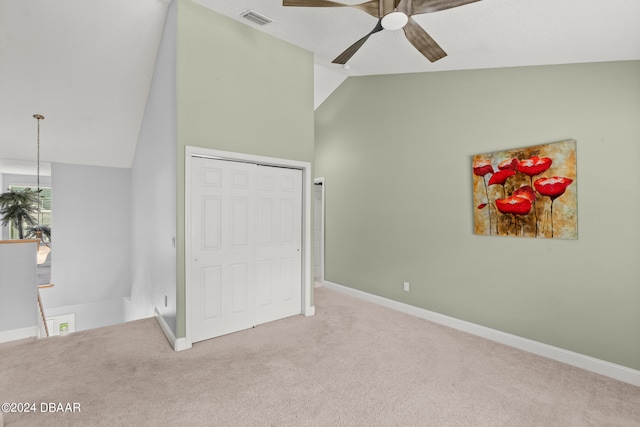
472, 139, 577, 239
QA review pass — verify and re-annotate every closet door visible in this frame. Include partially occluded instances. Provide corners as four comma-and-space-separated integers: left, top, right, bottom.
189, 157, 302, 343
190, 157, 257, 342
256, 165, 302, 325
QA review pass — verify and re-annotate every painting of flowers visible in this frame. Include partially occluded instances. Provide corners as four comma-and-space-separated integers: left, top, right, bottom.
472, 139, 577, 239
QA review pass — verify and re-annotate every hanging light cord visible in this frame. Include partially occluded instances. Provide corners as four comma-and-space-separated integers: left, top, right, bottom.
33, 114, 44, 230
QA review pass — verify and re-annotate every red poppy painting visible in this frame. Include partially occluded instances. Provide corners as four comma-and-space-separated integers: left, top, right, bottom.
472, 140, 577, 239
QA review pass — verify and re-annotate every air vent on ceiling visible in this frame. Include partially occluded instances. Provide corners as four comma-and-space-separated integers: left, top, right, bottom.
240, 10, 273, 26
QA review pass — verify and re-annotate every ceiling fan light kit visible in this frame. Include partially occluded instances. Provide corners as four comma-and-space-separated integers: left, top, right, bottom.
283, 0, 482, 64
381, 11, 408, 30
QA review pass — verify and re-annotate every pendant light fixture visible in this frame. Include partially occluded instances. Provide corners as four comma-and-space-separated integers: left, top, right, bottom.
33, 114, 50, 265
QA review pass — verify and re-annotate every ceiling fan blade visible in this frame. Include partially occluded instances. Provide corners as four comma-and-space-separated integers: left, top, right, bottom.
283, 0, 380, 18
380, 0, 398, 16
409, 0, 482, 15
353, 0, 381, 17
332, 20, 384, 64
403, 16, 447, 62
283, 0, 350, 6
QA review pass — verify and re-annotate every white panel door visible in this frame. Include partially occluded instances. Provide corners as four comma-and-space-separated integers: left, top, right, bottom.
256, 165, 302, 325
189, 157, 302, 343
190, 157, 257, 342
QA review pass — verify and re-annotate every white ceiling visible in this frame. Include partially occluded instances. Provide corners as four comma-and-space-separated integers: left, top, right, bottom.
1, 0, 639, 170
198, 0, 640, 75
0, 0, 170, 170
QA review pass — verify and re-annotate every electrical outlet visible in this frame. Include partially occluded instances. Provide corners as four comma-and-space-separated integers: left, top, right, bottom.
403, 281, 410, 292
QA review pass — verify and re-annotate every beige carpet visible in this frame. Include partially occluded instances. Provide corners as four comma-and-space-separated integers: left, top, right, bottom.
1, 287, 639, 426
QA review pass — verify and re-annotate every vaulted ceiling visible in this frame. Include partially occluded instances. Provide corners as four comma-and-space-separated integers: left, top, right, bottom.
1, 0, 639, 170
201, 0, 640, 76
0, 0, 170, 170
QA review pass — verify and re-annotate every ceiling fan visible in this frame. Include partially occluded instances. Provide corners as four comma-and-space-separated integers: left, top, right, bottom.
283, 0, 482, 64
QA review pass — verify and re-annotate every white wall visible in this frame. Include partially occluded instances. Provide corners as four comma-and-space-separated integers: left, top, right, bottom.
45, 297, 124, 332
126, 0, 177, 332
314, 64, 347, 110
0, 241, 37, 333
47, 163, 131, 310
37, 3, 177, 333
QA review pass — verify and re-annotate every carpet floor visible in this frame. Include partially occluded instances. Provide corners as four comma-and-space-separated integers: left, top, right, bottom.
1, 287, 639, 426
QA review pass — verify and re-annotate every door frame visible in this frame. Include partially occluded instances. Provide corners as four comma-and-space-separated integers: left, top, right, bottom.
313, 177, 325, 286
185, 146, 315, 347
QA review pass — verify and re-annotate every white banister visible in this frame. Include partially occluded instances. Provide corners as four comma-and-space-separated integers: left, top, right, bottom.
37, 289, 49, 337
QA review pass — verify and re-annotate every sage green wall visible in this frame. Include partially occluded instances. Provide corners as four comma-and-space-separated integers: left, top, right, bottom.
315, 61, 640, 370
176, 0, 314, 338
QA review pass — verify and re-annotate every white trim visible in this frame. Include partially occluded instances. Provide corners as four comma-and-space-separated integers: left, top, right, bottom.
155, 307, 191, 352
185, 146, 315, 347
301, 161, 314, 317
0, 325, 38, 343
313, 177, 325, 284
322, 280, 640, 387
174, 337, 192, 352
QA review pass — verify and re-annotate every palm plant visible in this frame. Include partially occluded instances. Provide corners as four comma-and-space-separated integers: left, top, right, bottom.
0, 187, 39, 239
27, 224, 51, 244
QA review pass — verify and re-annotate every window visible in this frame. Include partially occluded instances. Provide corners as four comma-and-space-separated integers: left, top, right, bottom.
8, 185, 51, 240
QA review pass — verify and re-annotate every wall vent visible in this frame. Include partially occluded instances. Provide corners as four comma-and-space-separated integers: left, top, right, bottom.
240, 9, 273, 26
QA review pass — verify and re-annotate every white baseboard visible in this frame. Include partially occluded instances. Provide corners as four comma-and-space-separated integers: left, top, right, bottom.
0, 325, 38, 343
154, 308, 191, 352
174, 337, 192, 352
322, 281, 640, 387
